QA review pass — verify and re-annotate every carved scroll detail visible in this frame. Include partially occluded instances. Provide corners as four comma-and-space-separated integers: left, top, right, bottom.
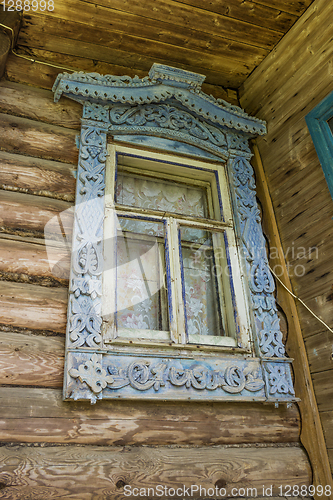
69, 356, 265, 396
229, 156, 285, 358
67, 125, 107, 348
109, 104, 228, 147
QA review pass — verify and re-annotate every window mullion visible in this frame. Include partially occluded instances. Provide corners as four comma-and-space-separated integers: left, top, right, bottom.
102, 207, 117, 342
166, 217, 186, 344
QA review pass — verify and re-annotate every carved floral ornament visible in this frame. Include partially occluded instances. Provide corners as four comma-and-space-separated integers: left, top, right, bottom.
53, 63, 297, 404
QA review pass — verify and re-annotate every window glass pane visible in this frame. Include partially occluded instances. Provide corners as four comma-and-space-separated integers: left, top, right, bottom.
116, 217, 169, 332
116, 171, 209, 218
179, 226, 227, 341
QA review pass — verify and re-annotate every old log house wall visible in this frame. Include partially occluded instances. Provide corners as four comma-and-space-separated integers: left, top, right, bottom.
0, 12, 326, 500
240, 0, 333, 480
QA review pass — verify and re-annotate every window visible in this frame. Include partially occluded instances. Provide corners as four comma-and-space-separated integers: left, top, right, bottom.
306, 91, 333, 200
102, 146, 250, 351
53, 63, 296, 404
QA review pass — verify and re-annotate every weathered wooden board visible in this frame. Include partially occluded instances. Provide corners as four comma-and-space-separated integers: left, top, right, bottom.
0, 151, 76, 201
253, 0, 313, 16
0, 281, 67, 333
18, 31, 251, 89
21, 0, 282, 50
240, 0, 333, 110
0, 235, 70, 284
320, 411, 333, 449
0, 444, 311, 499
0, 384, 300, 445
312, 370, 333, 412
0, 331, 64, 387
294, 291, 333, 339
21, 12, 269, 66
172, 0, 298, 31
0, 112, 78, 164
0, 190, 73, 238
252, 145, 333, 493
0, 81, 81, 129
305, 331, 333, 374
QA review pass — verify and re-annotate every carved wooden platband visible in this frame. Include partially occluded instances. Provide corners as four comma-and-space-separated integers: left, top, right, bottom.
53, 63, 296, 404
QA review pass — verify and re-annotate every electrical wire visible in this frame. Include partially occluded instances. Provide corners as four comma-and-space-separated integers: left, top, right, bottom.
270, 265, 333, 334
0, 21, 74, 72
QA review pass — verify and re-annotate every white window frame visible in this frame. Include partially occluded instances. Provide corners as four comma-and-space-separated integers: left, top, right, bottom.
102, 144, 252, 352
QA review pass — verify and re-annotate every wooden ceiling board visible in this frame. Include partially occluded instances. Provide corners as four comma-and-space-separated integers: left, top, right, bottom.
5, 0, 314, 93
21, 0, 283, 50
251, 0, 314, 16
22, 14, 269, 65
18, 33, 251, 88
172, 0, 299, 32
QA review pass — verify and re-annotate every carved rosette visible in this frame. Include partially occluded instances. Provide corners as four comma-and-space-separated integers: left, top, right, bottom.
67, 123, 107, 349
228, 156, 286, 358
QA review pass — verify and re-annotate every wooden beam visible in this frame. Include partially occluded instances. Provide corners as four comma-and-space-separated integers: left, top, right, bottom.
0, 444, 311, 498
0, 280, 67, 333
0, 151, 76, 202
252, 143, 333, 499
0, 80, 82, 129
0, 235, 70, 284
0, 382, 300, 446
0, 189, 73, 238
0, 112, 78, 164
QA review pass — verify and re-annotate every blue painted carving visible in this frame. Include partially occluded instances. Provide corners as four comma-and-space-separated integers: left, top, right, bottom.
66, 352, 265, 403
228, 156, 285, 358
53, 63, 296, 404
67, 125, 107, 349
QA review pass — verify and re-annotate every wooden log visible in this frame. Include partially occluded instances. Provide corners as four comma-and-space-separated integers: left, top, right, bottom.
0, 151, 76, 201
0, 112, 78, 164
0, 444, 311, 499
0, 190, 73, 238
0, 331, 64, 388
0, 235, 70, 284
0, 81, 81, 129
0, 281, 67, 333
0, 387, 300, 446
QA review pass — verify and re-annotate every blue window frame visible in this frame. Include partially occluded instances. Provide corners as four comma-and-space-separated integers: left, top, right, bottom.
305, 91, 333, 200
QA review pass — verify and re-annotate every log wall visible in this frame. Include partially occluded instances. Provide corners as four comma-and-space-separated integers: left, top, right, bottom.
0, 66, 312, 497
240, 0, 333, 479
